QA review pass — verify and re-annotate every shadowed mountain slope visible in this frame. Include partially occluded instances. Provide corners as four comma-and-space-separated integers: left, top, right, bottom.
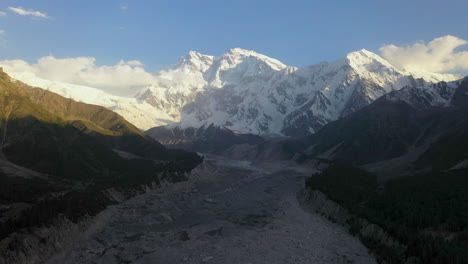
282, 78, 468, 174
0, 68, 202, 263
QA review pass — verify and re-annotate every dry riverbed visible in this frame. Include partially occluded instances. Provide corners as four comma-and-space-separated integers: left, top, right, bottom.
47, 155, 376, 264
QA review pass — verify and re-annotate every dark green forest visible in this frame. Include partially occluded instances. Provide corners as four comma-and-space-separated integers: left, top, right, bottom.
306, 163, 468, 264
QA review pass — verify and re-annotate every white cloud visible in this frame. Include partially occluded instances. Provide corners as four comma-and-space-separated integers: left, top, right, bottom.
0, 30, 5, 36
8, 7, 51, 19
380, 35, 468, 73
0, 11, 6, 16
0, 59, 34, 72
120, 4, 128, 11
126, 60, 144, 67
0, 56, 157, 95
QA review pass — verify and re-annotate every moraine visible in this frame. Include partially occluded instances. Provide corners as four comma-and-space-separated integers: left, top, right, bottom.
46, 155, 376, 264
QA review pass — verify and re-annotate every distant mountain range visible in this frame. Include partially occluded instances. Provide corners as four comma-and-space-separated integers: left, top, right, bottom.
2, 48, 462, 137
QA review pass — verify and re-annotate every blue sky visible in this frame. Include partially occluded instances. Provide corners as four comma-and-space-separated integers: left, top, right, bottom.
1, 0, 468, 71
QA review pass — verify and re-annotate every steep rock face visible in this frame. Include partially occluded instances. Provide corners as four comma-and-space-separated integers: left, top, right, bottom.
146, 124, 264, 153
2, 49, 461, 136
279, 78, 468, 173
451, 77, 468, 106
384, 78, 462, 108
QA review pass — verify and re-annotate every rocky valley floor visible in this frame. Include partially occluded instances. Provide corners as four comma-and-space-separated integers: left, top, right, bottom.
46, 156, 376, 264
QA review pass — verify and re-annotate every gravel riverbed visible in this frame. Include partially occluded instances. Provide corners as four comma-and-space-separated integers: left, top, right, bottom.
47, 156, 375, 264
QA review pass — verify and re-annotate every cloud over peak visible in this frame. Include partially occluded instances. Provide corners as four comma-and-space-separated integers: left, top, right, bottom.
0, 56, 157, 95
380, 35, 468, 73
8, 7, 51, 19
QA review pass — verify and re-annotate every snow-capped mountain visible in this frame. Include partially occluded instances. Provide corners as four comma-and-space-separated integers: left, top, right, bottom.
271, 77, 468, 172
149, 48, 461, 136
2, 48, 462, 135
384, 78, 463, 108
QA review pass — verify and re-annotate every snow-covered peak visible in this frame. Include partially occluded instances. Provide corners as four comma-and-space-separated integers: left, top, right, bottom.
158, 48, 288, 91
226, 47, 264, 57
187, 50, 204, 58
402, 68, 462, 83
219, 48, 287, 71
170, 51, 214, 73
170, 48, 287, 75
343, 49, 461, 83
345, 49, 397, 72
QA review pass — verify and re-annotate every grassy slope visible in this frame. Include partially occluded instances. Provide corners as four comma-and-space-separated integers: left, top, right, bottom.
19, 84, 143, 136
20, 82, 202, 165
0, 71, 156, 183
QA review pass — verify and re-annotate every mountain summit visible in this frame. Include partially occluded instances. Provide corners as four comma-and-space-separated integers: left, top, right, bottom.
171, 51, 214, 73
2, 49, 462, 135
159, 48, 460, 136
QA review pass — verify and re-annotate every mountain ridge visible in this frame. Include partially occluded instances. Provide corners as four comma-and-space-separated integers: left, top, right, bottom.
1, 49, 463, 136
276, 77, 468, 175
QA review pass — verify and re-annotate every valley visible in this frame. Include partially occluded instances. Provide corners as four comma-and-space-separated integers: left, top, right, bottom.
2, 2, 468, 263
46, 155, 376, 264
1, 50, 467, 263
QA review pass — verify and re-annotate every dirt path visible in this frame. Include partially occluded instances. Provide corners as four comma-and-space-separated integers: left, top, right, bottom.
47, 156, 376, 264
